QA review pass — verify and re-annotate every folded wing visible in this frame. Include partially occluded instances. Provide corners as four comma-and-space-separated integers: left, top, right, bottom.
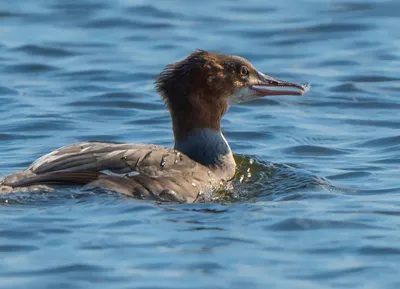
0, 142, 219, 202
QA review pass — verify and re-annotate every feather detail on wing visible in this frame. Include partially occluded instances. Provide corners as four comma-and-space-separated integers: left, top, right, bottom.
0, 142, 220, 202
28, 142, 198, 176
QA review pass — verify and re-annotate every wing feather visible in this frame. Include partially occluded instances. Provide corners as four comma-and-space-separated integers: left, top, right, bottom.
1, 142, 219, 202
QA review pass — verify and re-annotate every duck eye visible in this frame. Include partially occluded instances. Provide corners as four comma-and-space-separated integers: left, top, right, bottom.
239, 66, 249, 76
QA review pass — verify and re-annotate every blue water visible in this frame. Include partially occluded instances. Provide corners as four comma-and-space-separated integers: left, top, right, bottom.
0, 0, 399, 288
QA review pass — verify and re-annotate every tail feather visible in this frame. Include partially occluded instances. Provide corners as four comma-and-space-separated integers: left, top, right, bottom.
0, 173, 54, 193
0, 170, 99, 193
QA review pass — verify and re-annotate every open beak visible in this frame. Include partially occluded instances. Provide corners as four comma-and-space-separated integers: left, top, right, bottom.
252, 71, 310, 96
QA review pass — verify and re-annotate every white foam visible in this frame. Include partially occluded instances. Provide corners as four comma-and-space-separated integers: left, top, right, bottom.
302, 83, 311, 94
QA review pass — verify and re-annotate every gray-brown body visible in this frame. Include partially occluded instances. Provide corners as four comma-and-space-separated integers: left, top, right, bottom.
0, 142, 226, 203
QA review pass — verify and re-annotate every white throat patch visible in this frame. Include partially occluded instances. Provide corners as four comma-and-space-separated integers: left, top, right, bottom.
227, 87, 256, 106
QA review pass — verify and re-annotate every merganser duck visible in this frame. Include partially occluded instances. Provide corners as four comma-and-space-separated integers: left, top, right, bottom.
0, 50, 309, 203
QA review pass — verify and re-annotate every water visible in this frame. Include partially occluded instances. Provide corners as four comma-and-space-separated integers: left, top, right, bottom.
0, 0, 399, 288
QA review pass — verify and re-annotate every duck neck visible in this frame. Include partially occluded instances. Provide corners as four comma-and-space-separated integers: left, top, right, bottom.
174, 128, 236, 180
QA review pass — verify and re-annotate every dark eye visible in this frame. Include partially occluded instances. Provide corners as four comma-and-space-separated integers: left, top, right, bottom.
239, 66, 249, 76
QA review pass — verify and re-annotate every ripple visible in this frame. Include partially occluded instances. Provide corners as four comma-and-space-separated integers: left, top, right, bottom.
227, 29, 278, 39
310, 100, 400, 110
291, 265, 382, 281
345, 75, 400, 83
3, 63, 59, 74
304, 245, 350, 255
329, 83, 366, 93
292, 23, 372, 35
330, 2, 374, 13
358, 135, 400, 148
221, 156, 340, 202
371, 210, 400, 217
10, 264, 108, 277
359, 246, 400, 256
83, 18, 173, 29
352, 187, 400, 196
0, 229, 40, 239
49, 41, 114, 49
104, 219, 142, 228
126, 115, 169, 125
3, 120, 74, 133
13, 44, 76, 58
66, 100, 163, 110
66, 84, 114, 93
75, 134, 119, 142
269, 218, 379, 231
330, 1, 400, 18
369, 158, 400, 165
229, 131, 272, 141
127, 5, 181, 19
0, 244, 39, 252
56, 69, 129, 82
41, 227, 71, 234
0, 133, 48, 141
282, 145, 349, 156
380, 144, 400, 153
90, 92, 143, 100
328, 171, 372, 180
0, 10, 23, 18
224, 5, 276, 14
50, 2, 109, 12
344, 119, 400, 129
0, 86, 18, 95
319, 60, 359, 67
186, 261, 225, 273
271, 38, 313, 46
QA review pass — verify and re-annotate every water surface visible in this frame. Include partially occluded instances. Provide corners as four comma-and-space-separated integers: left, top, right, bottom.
0, 0, 399, 288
